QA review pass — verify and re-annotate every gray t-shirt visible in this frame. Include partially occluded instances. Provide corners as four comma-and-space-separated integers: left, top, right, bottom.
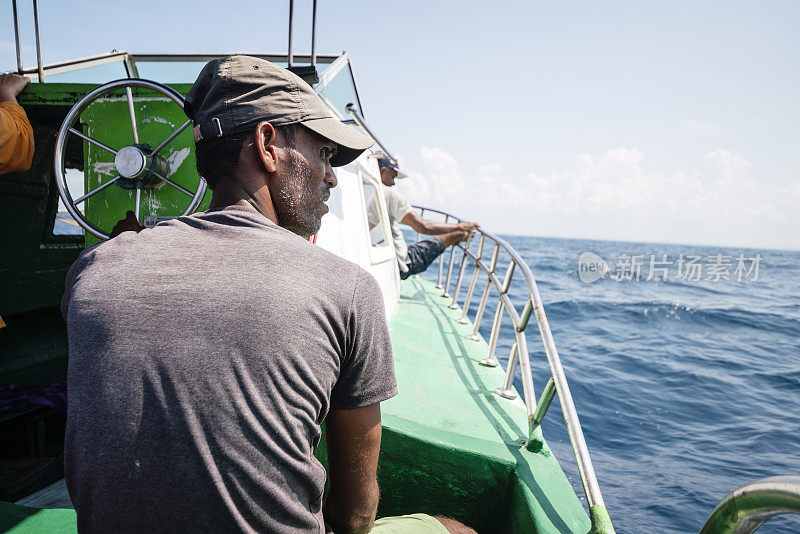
366, 185, 413, 272
61, 205, 397, 533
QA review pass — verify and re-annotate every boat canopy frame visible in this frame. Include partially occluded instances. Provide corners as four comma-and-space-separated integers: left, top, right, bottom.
10, 0, 332, 84
12, 51, 343, 82
410, 206, 611, 518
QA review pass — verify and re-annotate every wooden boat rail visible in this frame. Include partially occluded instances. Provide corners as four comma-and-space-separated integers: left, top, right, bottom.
412, 205, 610, 514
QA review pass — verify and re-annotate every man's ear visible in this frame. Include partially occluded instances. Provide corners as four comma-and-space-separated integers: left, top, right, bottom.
254, 121, 278, 173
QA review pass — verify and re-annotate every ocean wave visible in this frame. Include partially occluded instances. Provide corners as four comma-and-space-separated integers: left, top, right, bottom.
540, 299, 800, 336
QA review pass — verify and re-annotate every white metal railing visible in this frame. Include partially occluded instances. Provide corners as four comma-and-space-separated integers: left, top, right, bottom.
412, 205, 609, 514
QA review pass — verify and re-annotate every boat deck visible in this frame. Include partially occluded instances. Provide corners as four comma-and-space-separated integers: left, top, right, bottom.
383, 276, 528, 457
362, 277, 590, 533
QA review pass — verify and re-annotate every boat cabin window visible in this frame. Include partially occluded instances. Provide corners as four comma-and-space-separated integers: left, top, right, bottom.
134, 62, 225, 83
315, 58, 363, 121
362, 176, 390, 249
53, 169, 85, 236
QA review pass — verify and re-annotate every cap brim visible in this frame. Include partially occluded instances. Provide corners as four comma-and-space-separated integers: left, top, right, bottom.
302, 117, 374, 167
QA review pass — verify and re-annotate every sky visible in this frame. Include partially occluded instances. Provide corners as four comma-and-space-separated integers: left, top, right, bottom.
2, 1, 799, 250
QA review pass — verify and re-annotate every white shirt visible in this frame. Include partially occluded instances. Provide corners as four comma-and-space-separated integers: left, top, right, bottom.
366, 185, 413, 272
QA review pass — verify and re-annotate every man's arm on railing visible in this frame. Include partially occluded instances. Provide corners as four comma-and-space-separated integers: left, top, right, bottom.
401, 211, 478, 236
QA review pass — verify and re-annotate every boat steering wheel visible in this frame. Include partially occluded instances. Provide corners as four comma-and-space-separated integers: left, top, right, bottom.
54, 78, 206, 240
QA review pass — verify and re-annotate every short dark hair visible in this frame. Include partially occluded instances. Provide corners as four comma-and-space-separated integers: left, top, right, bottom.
194, 124, 297, 189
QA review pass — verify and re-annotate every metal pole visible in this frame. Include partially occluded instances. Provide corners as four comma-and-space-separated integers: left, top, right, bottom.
531, 276, 605, 508
515, 331, 536, 416
33, 0, 44, 82
449, 239, 472, 309
530, 377, 556, 429
287, 0, 294, 67
518, 298, 533, 332
443, 242, 457, 297
436, 215, 447, 288
468, 244, 500, 341
482, 261, 515, 366
458, 235, 484, 323
12, 0, 23, 73
481, 304, 504, 367
416, 208, 424, 243
310, 0, 318, 66
496, 341, 519, 399
346, 105, 398, 164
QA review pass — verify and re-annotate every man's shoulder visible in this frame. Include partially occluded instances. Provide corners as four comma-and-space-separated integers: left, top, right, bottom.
382, 185, 407, 202
382, 186, 412, 218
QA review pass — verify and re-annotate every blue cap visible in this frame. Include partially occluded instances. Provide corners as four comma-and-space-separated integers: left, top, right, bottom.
377, 157, 400, 171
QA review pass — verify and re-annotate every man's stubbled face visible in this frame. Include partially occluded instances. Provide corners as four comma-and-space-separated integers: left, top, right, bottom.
271, 128, 336, 237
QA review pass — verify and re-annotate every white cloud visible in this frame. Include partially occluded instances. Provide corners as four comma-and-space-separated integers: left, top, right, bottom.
396, 146, 800, 250
399, 146, 465, 208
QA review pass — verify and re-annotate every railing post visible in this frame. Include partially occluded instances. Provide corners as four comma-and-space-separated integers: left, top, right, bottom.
457, 235, 484, 323
481, 304, 504, 366
12, 0, 23, 73
33, 0, 44, 83
467, 244, 500, 341
495, 341, 519, 399
449, 236, 472, 309
436, 215, 447, 288
515, 331, 536, 416
442, 241, 457, 298
518, 298, 533, 332
530, 377, 556, 430
481, 260, 516, 366
416, 208, 424, 244
287, 0, 295, 67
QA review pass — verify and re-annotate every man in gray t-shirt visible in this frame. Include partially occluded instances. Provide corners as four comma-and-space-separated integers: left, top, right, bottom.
63, 206, 395, 532
63, 57, 403, 534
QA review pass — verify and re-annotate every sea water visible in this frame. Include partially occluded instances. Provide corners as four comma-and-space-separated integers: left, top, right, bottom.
410, 232, 800, 533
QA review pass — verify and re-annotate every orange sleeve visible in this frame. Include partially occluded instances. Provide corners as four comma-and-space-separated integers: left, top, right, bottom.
0, 102, 35, 175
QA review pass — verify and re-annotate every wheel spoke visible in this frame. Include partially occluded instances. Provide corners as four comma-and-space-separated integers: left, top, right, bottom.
134, 186, 142, 219
154, 171, 194, 197
126, 86, 140, 144
73, 175, 119, 205
69, 128, 117, 155
150, 119, 192, 155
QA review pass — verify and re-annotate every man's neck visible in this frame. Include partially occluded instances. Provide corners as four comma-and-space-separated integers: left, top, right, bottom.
208, 179, 279, 225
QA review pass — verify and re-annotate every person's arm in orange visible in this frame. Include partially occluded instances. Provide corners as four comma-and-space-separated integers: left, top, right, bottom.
0, 73, 34, 175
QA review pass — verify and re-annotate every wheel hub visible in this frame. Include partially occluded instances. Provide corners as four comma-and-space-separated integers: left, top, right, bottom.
115, 146, 147, 179
113, 145, 169, 189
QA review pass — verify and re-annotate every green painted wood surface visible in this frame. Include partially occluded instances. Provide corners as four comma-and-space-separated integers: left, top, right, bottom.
17, 83, 193, 108
0, 503, 75, 534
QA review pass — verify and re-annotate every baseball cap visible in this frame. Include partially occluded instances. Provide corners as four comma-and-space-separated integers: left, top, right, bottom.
184, 55, 374, 167
377, 157, 399, 171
